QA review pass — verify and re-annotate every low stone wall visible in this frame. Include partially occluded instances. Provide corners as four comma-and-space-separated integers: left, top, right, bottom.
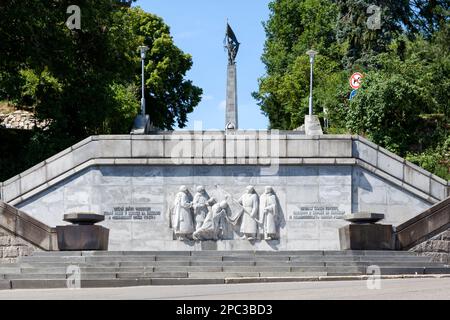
0, 228, 40, 263
412, 228, 450, 265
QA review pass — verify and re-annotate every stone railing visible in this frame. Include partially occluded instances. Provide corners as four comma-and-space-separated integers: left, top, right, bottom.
0, 201, 58, 256
395, 196, 450, 250
0, 132, 448, 206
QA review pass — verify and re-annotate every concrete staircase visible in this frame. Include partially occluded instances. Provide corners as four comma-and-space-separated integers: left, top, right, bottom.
1, 250, 449, 289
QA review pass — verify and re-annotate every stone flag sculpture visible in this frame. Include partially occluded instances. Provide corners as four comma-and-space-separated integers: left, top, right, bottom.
224, 22, 240, 65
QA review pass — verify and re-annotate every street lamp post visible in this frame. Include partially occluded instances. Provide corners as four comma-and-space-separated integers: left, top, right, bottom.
306, 50, 318, 116
139, 45, 149, 117
131, 45, 150, 134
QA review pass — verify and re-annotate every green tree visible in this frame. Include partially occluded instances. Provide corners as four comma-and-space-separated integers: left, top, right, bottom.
0, 1, 202, 180
253, 0, 339, 129
336, 0, 411, 69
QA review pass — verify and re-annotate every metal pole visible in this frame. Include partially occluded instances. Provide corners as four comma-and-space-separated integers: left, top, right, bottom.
309, 56, 313, 116
141, 57, 145, 117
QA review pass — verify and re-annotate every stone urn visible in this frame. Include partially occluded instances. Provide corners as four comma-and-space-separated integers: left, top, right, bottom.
56, 213, 109, 251
339, 212, 395, 250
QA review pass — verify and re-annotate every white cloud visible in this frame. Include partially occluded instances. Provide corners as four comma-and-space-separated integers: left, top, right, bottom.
202, 94, 214, 102
218, 100, 226, 110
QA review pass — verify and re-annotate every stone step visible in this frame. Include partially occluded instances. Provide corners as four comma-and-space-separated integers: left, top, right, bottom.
0, 280, 10, 290
8, 278, 227, 289
289, 256, 431, 262
116, 272, 189, 279
324, 261, 445, 267
423, 267, 450, 274
29, 250, 421, 257
18, 255, 430, 265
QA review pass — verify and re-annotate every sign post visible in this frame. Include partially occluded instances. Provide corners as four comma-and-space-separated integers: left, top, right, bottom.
349, 72, 363, 90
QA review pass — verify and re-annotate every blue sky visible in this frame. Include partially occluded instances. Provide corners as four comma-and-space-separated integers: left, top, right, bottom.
134, 0, 271, 130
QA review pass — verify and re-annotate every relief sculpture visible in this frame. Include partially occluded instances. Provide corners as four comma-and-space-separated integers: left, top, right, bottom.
170, 185, 282, 242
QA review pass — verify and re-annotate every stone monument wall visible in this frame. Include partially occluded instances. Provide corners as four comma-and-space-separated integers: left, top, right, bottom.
0, 133, 447, 251
15, 164, 432, 251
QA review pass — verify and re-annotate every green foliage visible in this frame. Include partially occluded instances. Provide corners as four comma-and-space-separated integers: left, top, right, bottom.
254, 0, 339, 129
406, 135, 450, 181
256, 0, 449, 179
0, 1, 202, 180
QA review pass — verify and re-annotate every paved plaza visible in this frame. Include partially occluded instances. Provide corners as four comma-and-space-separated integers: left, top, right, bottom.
0, 278, 449, 300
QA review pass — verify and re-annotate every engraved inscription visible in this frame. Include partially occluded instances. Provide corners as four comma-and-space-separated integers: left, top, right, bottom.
289, 205, 346, 220
104, 206, 162, 221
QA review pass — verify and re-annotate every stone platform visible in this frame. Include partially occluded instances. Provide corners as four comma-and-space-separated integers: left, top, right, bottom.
0, 250, 449, 289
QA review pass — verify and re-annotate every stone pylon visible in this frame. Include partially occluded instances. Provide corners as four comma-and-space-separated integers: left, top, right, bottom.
225, 63, 238, 130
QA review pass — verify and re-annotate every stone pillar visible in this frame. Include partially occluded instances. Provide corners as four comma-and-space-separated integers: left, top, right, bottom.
304, 115, 323, 136
225, 63, 238, 130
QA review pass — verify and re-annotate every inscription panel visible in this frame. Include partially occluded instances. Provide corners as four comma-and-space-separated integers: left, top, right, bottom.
104, 205, 162, 221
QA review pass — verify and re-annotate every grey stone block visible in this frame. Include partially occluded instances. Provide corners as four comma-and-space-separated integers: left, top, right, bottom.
377, 151, 404, 180
20, 268, 67, 274
4, 273, 67, 280
19, 256, 86, 263
80, 279, 152, 288
0, 280, 11, 290
131, 139, 164, 158
339, 224, 395, 250
190, 261, 255, 267
98, 139, 131, 158
154, 266, 223, 272
150, 278, 225, 285
378, 267, 426, 275
10, 279, 67, 289
286, 139, 319, 158
222, 266, 291, 272
404, 165, 430, 194
0, 267, 21, 274
56, 225, 109, 251
290, 266, 328, 273
430, 178, 447, 200
84, 256, 156, 263
423, 267, 450, 274
119, 261, 189, 267
188, 272, 259, 279
319, 140, 352, 158
353, 141, 378, 166
255, 261, 325, 267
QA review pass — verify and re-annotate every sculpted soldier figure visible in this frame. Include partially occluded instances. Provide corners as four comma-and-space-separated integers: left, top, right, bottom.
238, 186, 259, 240
193, 199, 229, 241
172, 185, 194, 240
192, 186, 210, 231
259, 186, 280, 240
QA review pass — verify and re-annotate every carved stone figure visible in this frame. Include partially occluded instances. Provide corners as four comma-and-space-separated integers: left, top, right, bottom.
172, 185, 194, 240
238, 186, 259, 240
193, 199, 229, 241
259, 186, 280, 240
192, 186, 210, 231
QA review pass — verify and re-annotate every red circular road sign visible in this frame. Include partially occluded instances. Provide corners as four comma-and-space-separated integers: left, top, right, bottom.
349, 72, 364, 89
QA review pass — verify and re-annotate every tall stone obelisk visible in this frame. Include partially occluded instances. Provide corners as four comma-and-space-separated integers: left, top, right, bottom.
224, 23, 240, 130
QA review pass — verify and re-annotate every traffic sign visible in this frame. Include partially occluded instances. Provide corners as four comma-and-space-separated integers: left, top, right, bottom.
349, 90, 358, 100
349, 72, 363, 89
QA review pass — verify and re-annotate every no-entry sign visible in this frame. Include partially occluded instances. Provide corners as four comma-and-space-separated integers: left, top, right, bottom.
349, 72, 363, 89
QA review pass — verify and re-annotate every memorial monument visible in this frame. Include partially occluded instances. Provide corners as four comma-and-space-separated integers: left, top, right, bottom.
224, 23, 239, 131
0, 25, 447, 253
